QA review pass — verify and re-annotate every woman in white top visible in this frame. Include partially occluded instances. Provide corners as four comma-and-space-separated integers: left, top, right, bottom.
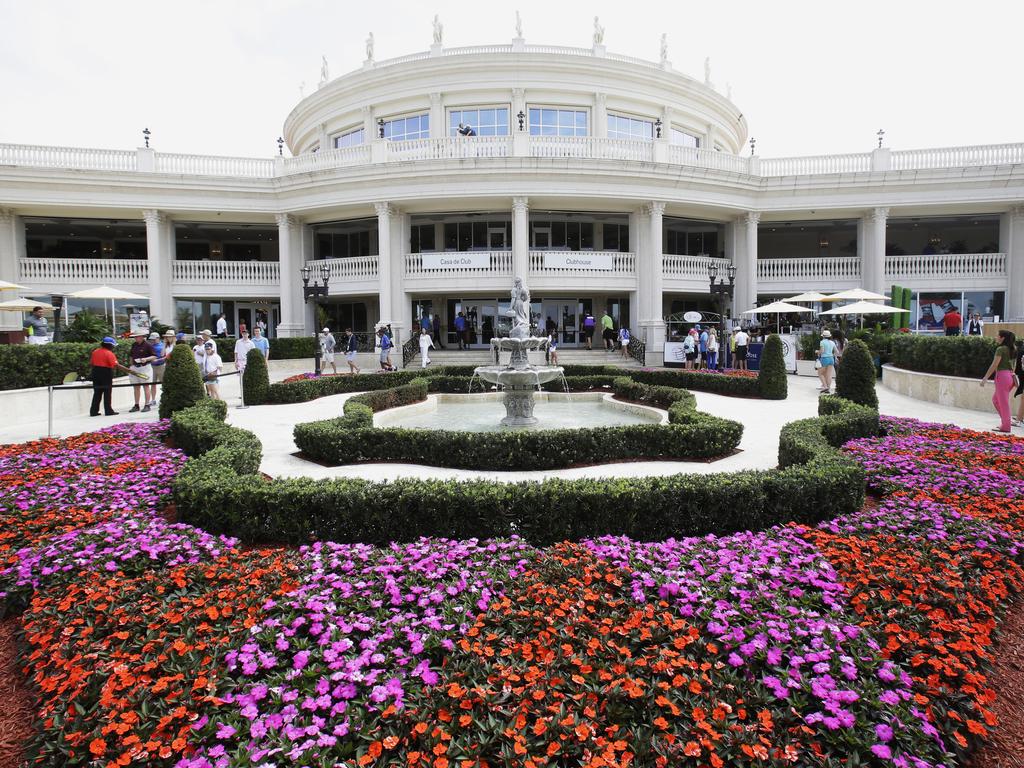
200, 341, 223, 400
817, 329, 839, 393
707, 329, 720, 370
419, 327, 435, 368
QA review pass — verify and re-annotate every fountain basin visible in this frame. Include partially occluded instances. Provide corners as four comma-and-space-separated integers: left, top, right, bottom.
374, 392, 666, 433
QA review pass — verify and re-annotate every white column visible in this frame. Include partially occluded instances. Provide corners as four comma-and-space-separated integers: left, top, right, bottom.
1006, 206, 1024, 321
276, 214, 305, 337
429, 93, 444, 139
142, 209, 173, 322
0, 209, 17, 284
734, 212, 760, 316
376, 202, 394, 324
362, 106, 375, 138
862, 207, 888, 295
390, 209, 409, 345
594, 93, 607, 138
639, 202, 666, 351
512, 196, 529, 279
723, 219, 738, 318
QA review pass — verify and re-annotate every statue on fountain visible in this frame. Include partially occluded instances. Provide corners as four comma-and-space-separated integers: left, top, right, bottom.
508, 276, 530, 338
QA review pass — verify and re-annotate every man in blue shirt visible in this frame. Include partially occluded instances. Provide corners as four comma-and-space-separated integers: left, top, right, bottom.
252, 326, 270, 359
377, 327, 393, 371
698, 326, 709, 369
454, 311, 467, 350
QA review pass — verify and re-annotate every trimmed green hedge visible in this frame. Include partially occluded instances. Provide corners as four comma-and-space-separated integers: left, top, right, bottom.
293, 377, 741, 471
889, 334, 998, 378
0, 341, 132, 391
158, 344, 206, 419
758, 334, 788, 400
835, 339, 879, 409
174, 376, 873, 546
241, 348, 270, 406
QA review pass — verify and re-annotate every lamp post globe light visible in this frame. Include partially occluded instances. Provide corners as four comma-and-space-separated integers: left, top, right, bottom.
300, 264, 331, 376
708, 261, 737, 369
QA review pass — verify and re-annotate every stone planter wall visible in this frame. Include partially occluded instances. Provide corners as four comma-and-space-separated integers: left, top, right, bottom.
881, 364, 994, 413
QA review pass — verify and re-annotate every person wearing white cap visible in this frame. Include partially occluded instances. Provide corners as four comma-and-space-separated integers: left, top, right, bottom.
193, 329, 213, 366
319, 328, 338, 375
817, 329, 839, 394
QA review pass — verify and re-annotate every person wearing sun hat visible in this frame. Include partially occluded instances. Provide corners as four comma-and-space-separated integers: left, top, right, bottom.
128, 331, 156, 412
146, 331, 166, 409
193, 329, 213, 366
89, 336, 132, 416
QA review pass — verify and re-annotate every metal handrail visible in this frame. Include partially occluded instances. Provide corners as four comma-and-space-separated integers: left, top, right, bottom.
627, 336, 646, 366
401, 335, 419, 368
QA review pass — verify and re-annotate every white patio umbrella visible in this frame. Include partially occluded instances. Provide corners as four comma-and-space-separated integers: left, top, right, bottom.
821, 288, 888, 302
0, 280, 27, 291
819, 300, 903, 328
0, 297, 55, 313
742, 301, 816, 333
67, 286, 149, 330
783, 291, 830, 303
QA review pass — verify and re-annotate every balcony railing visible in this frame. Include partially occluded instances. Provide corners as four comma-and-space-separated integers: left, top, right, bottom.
662, 254, 730, 280
19, 257, 149, 284
320, 255, 380, 283
172, 259, 280, 284
405, 251, 512, 277
4, 139, 1024, 179
758, 256, 862, 283
529, 251, 636, 275
885, 252, 1005, 280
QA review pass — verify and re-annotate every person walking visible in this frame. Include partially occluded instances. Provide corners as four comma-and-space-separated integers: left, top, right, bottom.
601, 309, 614, 351
618, 326, 631, 359
942, 306, 962, 336
419, 326, 434, 368
193, 329, 213, 365
377, 327, 394, 371
25, 306, 50, 344
583, 312, 596, 350
733, 327, 749, 371
432, 313, 444, 349
252, 326, 270, 360
547, 331, 559, 365
981, 329, 1017, 433
147, 331, 165, 410
89, 336, 132, 416
215, 313, 228, 338
967, 313, 984, 336
817, 329, 839, 394
344, 328, 361, 375
319, 328, 338, 375
128, 331, 156, 412
455, 311, 467, 350
200, 341, 223, 399
234, 328, 255, 375
706, 328, 719, 370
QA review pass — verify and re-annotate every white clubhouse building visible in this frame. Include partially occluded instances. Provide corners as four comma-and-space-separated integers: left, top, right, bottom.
1, 35, 1022, 362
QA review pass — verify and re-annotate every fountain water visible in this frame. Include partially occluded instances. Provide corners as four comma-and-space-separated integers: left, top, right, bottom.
473, 277, 565, 427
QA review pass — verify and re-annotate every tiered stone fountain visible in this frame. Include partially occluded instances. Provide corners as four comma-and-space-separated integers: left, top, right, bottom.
473, 277, 565, 427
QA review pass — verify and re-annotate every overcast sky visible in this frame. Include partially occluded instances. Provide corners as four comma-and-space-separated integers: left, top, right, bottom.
1, 0, 1019, 159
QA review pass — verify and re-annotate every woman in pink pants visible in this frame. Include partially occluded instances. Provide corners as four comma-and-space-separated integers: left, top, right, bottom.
981, 330, 1018, 432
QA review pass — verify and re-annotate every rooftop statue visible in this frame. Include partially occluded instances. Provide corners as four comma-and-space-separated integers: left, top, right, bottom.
433, 15, 443, 46
515, 10, 523, 38
366, 32, 375, 62
319, 55, 329, 86
660, 34, 668, 64
593, 16, 604, 46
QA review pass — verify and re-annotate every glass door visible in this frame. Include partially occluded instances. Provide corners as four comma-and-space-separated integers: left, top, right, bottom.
541, 299, 579, 347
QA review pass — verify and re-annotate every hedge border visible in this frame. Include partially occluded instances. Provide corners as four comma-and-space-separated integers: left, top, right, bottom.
172, 370, 873, 547
292, 377, 742, 471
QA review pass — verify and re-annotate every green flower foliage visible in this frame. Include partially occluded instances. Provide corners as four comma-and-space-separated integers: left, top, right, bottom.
158, 344, 206, 419
758, 334, 788, 400
836, 339, 879, 408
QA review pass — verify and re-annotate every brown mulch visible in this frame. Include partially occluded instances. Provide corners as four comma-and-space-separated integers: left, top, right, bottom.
0, 618, 34, 768
969, 598, 1024, 768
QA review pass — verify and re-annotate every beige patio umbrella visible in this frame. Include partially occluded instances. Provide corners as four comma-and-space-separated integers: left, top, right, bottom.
742, 301, 816, 333
0, 280, 27, 291
67, 286, 149, 330
821, 288, 888, 302
819, 300, 903, 328
783, 291, 830, 303
0, 297, 54, 313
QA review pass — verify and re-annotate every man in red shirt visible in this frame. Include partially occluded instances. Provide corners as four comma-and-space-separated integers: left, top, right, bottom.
90, 337, 132, 416
943, 307, 963, 336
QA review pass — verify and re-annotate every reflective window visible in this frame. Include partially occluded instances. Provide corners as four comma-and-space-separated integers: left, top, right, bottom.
334, 128, 364, 149
670, 128, 701, 148
529, 221, 594, 251
607, 114, 653, 141
383, 114, 430, 142
410, 224, 435, 253
449, 108, 509, 137
442, 221, 511, 251
529, 108, 587, 137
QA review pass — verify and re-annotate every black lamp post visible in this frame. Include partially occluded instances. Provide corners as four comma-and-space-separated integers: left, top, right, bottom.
654, 118, 662, 139
708, 261, 737, 370
377, 118, 385, 139
517, 110, 525, 131
277, 137, 284, 156
301, 263, 331, 375
142, 127, 151, 148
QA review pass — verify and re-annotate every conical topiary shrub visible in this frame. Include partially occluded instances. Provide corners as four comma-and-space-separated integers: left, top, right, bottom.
757, 334, 788, 400
159, 343, 205, 418
242, 348, 270, 405
835, 338, 878, 408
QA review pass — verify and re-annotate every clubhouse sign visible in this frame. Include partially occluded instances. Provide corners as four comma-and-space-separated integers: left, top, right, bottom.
543, 252, 615, 270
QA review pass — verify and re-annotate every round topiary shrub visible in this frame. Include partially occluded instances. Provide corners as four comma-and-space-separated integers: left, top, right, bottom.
159, 344, 205, 418
836, 338, 878, 408
758, 334, 788, 400
242, 348, 270, 405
